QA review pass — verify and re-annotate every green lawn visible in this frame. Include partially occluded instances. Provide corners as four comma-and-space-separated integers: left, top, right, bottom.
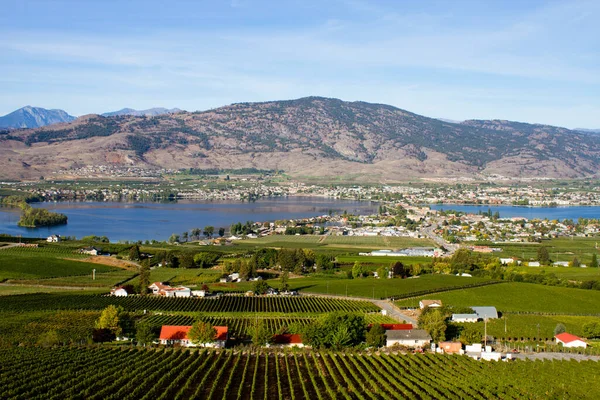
10, 270, 136, 288
0, 247, 117, 280
396, 282, 600, 314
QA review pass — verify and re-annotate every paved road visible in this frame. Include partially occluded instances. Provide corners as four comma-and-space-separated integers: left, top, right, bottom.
419, 223, 459, 254
0, 243, 22, 251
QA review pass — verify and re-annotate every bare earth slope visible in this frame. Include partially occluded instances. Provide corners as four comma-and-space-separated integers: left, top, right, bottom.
1, 97, 599, 181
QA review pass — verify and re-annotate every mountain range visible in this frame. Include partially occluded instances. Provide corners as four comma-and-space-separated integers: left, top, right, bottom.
0, 106, 75, 129
101, 107, 182, 117
1, 97, 599, 181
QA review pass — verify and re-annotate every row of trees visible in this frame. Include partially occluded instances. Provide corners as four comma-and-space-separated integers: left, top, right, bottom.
168, 226, 225, 244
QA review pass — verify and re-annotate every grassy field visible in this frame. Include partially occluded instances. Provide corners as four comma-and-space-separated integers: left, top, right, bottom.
495, 237, 600, 264
0, 247, 117, 281
451, 314, 600, 341
509, 265, 600, 280
396, 282, 600, 314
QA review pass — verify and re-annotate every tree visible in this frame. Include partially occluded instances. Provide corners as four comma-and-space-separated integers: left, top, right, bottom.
366, 324, 386, 348
553, 323, 567, 336
537, 247, 550, 264
254, 280, 269, 295
591, 254, 599, 268
280, 271, 289, 292
459, 324, 481, 345
218, 227, 225, 237
182, 232, 189, 242
419, 308, 447, 342
129, 244, 141, 261
352, 261, 367, 278
203, 226, 215, 238
168, 234, 180, 244
251, 320, 272, 346
583, 321, 600, 338
178, 253, 196, 269
301, 312, 366, 349
96, 305, 122, 337
138, 260, 150, 295
187, 321, 216, 347
570, 257, 581, 268
135, 323, 155, 346
239, 261, 250, 281
390, 261, 407, 278
191, 228, 201, 241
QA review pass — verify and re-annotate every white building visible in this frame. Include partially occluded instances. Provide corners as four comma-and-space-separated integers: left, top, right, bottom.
555, 333, 587, 348
386, 329, 432, 348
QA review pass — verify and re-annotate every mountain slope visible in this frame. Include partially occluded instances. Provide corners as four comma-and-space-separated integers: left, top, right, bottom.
0, 106, 75, 129
1, 97, 599, 180
102, 107, 182, 117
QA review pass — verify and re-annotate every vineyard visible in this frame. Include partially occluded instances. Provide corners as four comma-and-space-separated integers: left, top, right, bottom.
0, 246, 114, 281
0, 293, 380, 314
1, 346, 599, 399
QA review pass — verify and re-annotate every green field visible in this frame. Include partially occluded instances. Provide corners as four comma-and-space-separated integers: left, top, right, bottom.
287, 274, 493, 299
495, 237, 600, 264
10, 270, 136, 288
0, 246, 116, 281
508, 265, 600, 280
396, 282, 600, 314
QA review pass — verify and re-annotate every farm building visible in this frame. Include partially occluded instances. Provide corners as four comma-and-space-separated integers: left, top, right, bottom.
46, 234, 61, 242
110, 287, 128, 297
272, 334, 304, 348
452, 314, 479, 323
438, 342, 462, 354
148, 282, 191, 297
386, 329, 432, 348
555, 333, 587, 348
159, 325, 228, 348
472, 307, 498, 319
419, 300, 443, 309
79, 246, 100, 256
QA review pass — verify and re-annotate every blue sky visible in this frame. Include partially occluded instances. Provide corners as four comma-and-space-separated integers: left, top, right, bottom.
0, 0, 598, 128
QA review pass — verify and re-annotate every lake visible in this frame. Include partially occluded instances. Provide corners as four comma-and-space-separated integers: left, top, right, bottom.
429, 204, 600, 221
0, 197, 378, 242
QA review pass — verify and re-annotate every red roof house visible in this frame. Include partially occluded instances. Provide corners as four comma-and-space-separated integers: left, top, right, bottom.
555, 332, 587, 348
272, 334, 304, 348
159, 325, 228, 348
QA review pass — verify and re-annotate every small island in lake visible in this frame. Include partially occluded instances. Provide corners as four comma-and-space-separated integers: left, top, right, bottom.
1, 195, 68, 227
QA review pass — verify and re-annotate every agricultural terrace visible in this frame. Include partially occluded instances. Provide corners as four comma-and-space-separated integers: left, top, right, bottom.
0, 245, 116, 281
396, 282, 600, 315
1, 347, 599, 399
0, 293, 380, 314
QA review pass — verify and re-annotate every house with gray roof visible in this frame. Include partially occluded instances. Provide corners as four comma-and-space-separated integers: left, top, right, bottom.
386, 329, 432, 348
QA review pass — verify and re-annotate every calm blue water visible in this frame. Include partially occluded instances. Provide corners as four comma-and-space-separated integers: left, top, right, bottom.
0, 197, 377, 242
429, 204, 600, 221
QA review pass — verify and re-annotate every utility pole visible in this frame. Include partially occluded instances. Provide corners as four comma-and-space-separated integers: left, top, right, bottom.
484, 318, 488, 349
504, 316, 507, 334
92, 269, 96, 280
